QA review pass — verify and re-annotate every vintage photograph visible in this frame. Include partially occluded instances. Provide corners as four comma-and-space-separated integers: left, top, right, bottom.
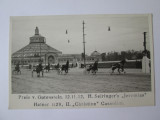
9, 14, 154, 109
10, 14, 153, 94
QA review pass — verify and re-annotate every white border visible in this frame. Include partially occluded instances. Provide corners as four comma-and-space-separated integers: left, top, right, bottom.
0, 0, 160, 120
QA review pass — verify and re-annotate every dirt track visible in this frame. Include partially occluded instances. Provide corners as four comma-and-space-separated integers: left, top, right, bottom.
11, 68, 151, 94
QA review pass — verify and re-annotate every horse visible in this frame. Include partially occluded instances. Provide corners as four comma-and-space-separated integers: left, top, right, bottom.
85, 61, 98, 75
32, 64, 44, 77
44, 64, 50, 72
12, 66, 21, 75
57, 61, 69, 75
61, 64, 69, 73
57, 64, 69, 74
54, 63, 62, 74
111, 59, 126, 75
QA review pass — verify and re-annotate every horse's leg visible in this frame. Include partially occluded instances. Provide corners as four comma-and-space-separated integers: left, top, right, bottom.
42, 71, 44, 77
92, 70, 94, 74
88, 70, 90, 74
123, 68, 126, 74
92, 70, 95, 75
122, 67, 126, 74
37, 72, 39, 77
118, 68, 121, 74
94, 70, 97, 75
66, 67, 68, 73
95, 70, 97, 75
92, 68, 94, 73
111, 67, 114, 75
61, 69, 63, 74
32, 71, 33, 77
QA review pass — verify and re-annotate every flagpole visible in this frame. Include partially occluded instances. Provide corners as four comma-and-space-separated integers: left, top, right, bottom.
82, 20, 86, 67
143, 32, 147, 55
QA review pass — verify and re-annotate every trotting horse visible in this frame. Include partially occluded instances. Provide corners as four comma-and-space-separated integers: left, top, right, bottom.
32, 64, 44, 77
85, 61, 98, 75
111, 59, 126, 74
57, 61, 69, 74
44, 64, 50, 72
12, 66, 21, 75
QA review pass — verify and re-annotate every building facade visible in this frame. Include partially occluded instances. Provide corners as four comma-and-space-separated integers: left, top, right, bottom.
12, 27, 102, 67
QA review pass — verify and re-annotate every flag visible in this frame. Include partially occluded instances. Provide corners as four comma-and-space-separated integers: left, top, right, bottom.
68, 40, 70, 43
66, 29, 68, 34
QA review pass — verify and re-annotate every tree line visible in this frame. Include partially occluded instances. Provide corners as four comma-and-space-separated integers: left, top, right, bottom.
101, 50, 150, 61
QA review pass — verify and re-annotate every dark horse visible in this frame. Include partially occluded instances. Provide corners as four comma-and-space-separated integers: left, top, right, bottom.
32, 63, 44, 77
111, 59, 126, 74
12, 64, 21, 75
44, 63, 50, 72
86, 61, 98, 74
58, 61, 69, 74
55, 63, 60, 70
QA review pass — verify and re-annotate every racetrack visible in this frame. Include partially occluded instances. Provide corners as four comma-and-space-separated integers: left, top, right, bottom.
11, 68, 151, 94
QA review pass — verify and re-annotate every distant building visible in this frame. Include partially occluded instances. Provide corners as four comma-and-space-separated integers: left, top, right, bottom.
12, 27, 102, 66
89, 50, 102, 61
12, 27, 62, 65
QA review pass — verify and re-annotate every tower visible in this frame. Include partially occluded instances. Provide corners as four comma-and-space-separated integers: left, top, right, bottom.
30, 27, 45, 44
35, 27, 39, 35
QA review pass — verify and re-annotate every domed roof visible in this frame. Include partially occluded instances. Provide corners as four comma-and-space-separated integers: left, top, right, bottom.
91, 50, 101, 56
30, 27, 45, 43
12, 27, 62, 58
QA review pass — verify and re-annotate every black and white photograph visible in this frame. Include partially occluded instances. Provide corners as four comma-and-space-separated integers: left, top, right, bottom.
9, 14, 154, 109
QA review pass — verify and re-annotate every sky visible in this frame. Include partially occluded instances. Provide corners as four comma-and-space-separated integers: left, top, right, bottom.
11, 14, 151, 55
